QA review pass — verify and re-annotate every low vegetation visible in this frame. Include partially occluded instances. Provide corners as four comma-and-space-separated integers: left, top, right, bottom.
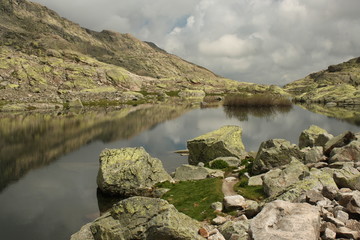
234, 176, 266, 201
224, 93, 292, 107
207, 159, 229, 169
157, 178, 224, 221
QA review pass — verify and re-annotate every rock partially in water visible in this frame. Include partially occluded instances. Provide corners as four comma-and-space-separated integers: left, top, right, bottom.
252, 139, 304, 175
299, 125, 333, 149
250, 200, 321, 240
187, 125, 246, 165
97, 147, 172, 197
89, 196, 205, 240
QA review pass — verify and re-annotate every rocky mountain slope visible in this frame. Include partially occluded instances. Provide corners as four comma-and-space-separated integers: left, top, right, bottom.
284, 57, 360, 105
0, 0, 248, 107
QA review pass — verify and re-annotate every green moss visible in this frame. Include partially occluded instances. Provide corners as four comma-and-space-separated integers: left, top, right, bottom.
158, 178, 224, 221
234, 176, 266, 201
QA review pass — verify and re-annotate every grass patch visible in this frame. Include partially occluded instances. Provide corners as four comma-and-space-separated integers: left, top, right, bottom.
207, 159, 229, 169
234, 176, 266, 201
224, 93, 292, 107
158, 178, 224, 221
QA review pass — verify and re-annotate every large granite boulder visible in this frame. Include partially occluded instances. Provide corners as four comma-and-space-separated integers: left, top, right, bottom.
73, 197, 205, 240
252, 139, 304, 175
97, 147, 172, 197
187, 126, 246, 165
299, 125, 333, 149
174, 164, 224, 181
333, 165, 360, 191
250, 200, 321, 240
218, 219, 249, 240
263, 159, 309, 197
329, 140, 360, 163
272, 168, 338, 202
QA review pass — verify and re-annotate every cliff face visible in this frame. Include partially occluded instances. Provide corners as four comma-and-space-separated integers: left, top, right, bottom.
284, 57, 360, 105
0, 0, 241, 106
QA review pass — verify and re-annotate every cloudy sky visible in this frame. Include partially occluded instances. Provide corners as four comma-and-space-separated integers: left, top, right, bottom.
32, 0, 360, 85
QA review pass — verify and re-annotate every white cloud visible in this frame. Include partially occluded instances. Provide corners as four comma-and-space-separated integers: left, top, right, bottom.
31, 0, 360, 85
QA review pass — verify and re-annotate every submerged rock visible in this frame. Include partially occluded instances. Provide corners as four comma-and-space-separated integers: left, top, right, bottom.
250, 200, 321, 240
187, 125, 246, 165
97, 147, 172, 197
252, 139, 304, 175
80, 196, 206, 240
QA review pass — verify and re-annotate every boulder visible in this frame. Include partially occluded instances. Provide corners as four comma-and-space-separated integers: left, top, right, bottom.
299, 125, 333, 149
301, 146, 325, 164
262, 159, 309, 197
211, 202, 223, 212
187, 126, 246, 165
223, 195, 247, 210
324, 131, 356, 156
97, 147, 172, 197
218, 219, 249, 240
272, 168, 338, 202
211, 216, 227, 225
248, 174, 265, 186
333, 165, 360, 191
207, 229, 226, 240
252, 139, 304, 175
209, 157, 242, 167
174, 164, 224, 181
337, 190, 360, 215
250, 200, 321, 240
329, 140, 360, 163
70, 223, 94, 240
89, 197, 205, 240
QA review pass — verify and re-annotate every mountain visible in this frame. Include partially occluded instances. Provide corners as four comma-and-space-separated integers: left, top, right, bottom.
284, 57, 360, 105
0, 0, 247, 108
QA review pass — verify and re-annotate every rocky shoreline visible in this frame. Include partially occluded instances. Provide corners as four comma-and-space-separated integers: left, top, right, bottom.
71, 125, 360, 240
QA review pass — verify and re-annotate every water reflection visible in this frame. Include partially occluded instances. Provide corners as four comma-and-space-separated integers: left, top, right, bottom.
0, 105, 192, 192
223, 105, 293, 121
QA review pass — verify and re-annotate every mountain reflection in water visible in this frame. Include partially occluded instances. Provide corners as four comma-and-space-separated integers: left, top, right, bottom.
0, 104, 191, 192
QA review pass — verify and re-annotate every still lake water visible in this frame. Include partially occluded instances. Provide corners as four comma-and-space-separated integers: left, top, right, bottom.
0, 104, 359, 240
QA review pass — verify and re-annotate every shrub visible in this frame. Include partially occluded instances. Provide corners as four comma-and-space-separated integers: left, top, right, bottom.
209, 159, 229, 169
223, 93, 292, 107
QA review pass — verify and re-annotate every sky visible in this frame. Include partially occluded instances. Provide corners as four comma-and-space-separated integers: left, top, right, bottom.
32, 0, 360, 85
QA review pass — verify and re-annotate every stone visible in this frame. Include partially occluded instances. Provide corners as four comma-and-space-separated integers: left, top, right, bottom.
211, 202, 223, 212
333, 165, 360, 191
70, 223, 94, 240
178, 89, 206, 98
89, 197, 205, 240
333, 209, 349, 223
262, 159, 309, 197
250, 200, 321, 240
218, 219, 249, 240
212, 216, 227, 225
323, 215, 345, 227
244, 200, 261, 218
68, 98, 83, 108
187, 126, 246, 165
207, 229, 226, 240
306, 190, 325, 204
301, 146, 325, 163
252, 139, 304, 175
338, 190, 360, 215
97, 147, 172, 197
329, 140, 360, 163
198, 227, 209, 238
223, 195, 247, 210
248, 174, 264, 186
210, 157, 242, 167
345, 219, 360, 232
336, 227, 360, 239
174, 164, 224, 181
323, 228, 336, 240
299, 125, 333, 149
324, 131, 356, 156
272, 168, 338, 202
322, 186, 338, 200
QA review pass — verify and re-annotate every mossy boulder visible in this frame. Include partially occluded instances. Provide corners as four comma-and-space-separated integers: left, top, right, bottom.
299, 125, 333, 149
333, 165, 360, 191
97, 147, 172, 197
73, 197, 205, 240
187, 125, 246, 165
252, 139, 304, 175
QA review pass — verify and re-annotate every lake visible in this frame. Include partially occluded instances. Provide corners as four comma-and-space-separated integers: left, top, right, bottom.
0, 104, 359, 240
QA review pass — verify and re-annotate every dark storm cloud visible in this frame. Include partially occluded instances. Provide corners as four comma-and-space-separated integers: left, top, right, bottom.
32, 0, 360, 85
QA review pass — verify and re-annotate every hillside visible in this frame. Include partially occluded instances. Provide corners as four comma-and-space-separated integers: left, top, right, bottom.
0, 0, 248, 108
284, 57, 360, 105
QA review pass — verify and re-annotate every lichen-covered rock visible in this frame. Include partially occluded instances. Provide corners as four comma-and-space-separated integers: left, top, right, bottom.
218, 219, 249, 240
252, 139, 304, 175
173, 164, 224, 181
88, 197, 205, 240
333, 165, 360, 191
179, 89, 206, 98
187, 126, 246, 165
329, 140, 360, 163
299, 125, 333, 149
70, 223, 94, 240
250, 200, 321, 240
248, 174, 265, 186
263, 159, 309, 197
97, 147, 172, 197
324, 131, 356, 156
223, 195, 247, 210
272, 168, 338, 202
301, 146, 325, 164
338, 190, 360, 215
